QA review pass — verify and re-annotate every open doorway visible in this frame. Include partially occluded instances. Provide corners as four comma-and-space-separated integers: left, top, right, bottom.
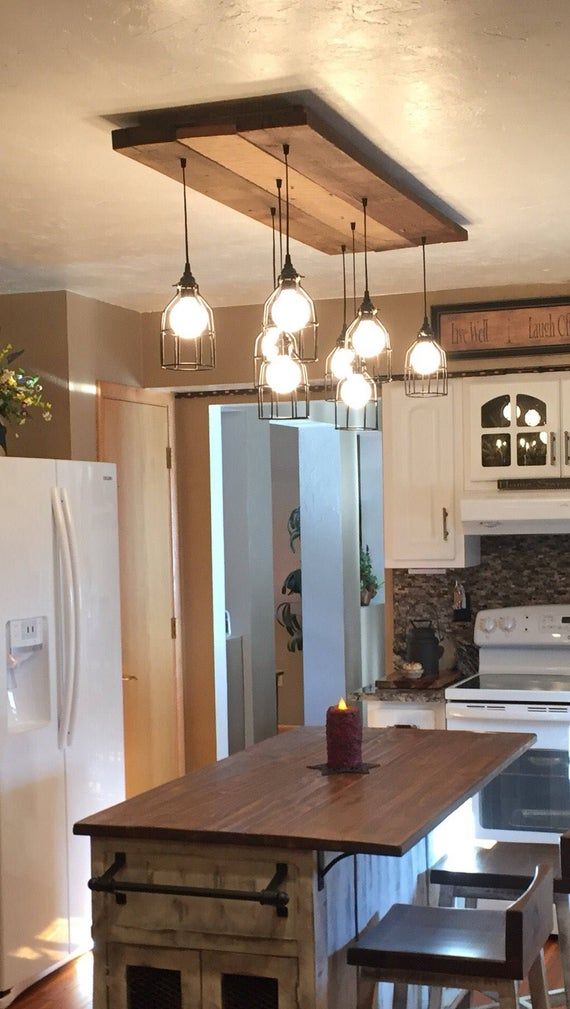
209, 401, 385, 755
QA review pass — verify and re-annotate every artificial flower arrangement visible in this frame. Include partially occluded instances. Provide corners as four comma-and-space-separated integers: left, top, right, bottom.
0, 345, 52, 455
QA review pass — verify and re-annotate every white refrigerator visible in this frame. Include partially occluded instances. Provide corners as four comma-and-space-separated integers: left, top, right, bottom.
0, 458, 125, 1006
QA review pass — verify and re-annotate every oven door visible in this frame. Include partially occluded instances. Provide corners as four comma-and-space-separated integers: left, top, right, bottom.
446, 701, 570, 844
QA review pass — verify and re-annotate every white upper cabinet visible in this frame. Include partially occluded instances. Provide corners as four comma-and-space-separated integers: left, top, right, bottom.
465, 375, 561, 484
383, 380, 479, 568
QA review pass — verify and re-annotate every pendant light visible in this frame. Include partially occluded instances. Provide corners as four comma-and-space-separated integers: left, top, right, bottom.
262, 145, 318, 362
254, 205, 281, 388
161, 158, 215, 371
335, 222, 379, 431
324, 242, 356, 401
404, 237, 448, 397
335, 357, 379, 432
345, 198, 392, 383
258, 332, 309, 421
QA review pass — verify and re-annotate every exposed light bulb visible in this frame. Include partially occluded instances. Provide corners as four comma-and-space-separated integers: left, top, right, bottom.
539, 431, 548, 444
266, 355, 303, 394
330, 345, 355, 380
502, 402, 522, 423
524, 408, 542, 427
408, 339, 442, 377
169, 294, 209, 339
351, 317, 389, 359
270, 287, 312, 333
340, 372, 372, 410
260, 326, 280, 360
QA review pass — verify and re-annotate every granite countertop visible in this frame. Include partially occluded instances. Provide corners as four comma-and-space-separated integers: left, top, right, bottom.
357, 670, 463, 704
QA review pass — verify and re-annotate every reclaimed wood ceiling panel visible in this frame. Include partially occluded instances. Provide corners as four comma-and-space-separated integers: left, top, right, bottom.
112, 96, 467, 255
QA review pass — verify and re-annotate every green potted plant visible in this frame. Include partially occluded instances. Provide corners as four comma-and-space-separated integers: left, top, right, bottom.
360, 545, 380, 606
0, 345, 52, 455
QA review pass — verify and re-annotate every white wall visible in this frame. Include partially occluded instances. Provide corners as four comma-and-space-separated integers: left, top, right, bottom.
270, 424, 303, 725
299, 422, 361, 723
216, 406, 277, 747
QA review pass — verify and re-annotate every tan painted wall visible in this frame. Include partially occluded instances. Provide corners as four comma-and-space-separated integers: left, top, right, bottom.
0, 291, 70, 458
142, 281, 570, 390
66, 293, 143, 460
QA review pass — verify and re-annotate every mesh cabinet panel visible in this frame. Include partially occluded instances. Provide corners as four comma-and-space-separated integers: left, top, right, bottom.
221, 973, 279, 1009
126, 964, 182, 1009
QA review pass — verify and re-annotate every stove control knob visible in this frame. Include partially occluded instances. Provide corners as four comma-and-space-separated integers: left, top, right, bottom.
499, 615, 516, 633
480, 616, 496, 634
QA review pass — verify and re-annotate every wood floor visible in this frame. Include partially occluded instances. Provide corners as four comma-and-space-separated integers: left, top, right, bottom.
11, 955, 92, 1009
9, 941, 564, 1008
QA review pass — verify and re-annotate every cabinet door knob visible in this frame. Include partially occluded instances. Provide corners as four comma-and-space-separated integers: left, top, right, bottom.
442, 507, 450, 541
122, 674, 138, 682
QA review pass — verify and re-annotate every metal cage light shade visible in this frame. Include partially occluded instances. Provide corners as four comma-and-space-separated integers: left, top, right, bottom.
262, 144, 318, 363
346, 198, 391, 382
324, 328, 356, 401
258, 332, 310, 421
254, 324, 281, 388
404, 237, 448, 397
161, 158, 216, 372
325, 243, 355, 401
335, 359, 379, 432
254, 205, 281, 387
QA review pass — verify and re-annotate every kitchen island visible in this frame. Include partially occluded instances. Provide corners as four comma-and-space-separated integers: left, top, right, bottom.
75, 726, 534, 1009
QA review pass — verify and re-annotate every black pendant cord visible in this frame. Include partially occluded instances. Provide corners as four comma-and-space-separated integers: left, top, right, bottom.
362, 197, 369, 297
271, 207, 277, 288
422, 235, 428, 321
341, 244, 347, 329
276, 179, 283, 274
351, 221, 357, 315
283, 144, 291, 257
180, 158, 190, 270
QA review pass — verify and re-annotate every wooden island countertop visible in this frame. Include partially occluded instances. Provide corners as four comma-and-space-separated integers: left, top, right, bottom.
75, 726, 534, 856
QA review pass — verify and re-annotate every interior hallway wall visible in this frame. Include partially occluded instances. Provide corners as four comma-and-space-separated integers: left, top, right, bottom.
0, 291, 70, 458
66, 293, 143, 459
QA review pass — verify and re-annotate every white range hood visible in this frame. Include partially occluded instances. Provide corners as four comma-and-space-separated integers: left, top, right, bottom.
461, 495, 570, 534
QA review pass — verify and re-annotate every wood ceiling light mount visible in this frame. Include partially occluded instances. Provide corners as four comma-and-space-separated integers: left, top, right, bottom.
112, 95, 467, 255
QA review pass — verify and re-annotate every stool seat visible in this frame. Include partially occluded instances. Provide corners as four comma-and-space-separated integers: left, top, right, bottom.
348, 904, 515, 979
431, 842, 565, 893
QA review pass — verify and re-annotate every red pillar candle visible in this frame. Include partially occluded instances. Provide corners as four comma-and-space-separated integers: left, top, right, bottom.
326, 698, 363, 769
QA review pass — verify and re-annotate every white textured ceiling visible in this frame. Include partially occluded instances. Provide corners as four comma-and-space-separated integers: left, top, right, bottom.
0, 0, 568, 311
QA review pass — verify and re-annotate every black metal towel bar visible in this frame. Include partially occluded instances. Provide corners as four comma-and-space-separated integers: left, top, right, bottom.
88, 852, 290, 917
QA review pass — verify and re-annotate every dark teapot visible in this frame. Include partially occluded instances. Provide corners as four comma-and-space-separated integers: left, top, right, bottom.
405, 619, 443, 679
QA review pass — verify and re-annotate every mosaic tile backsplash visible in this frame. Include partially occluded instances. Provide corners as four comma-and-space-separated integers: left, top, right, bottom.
393, 535, 570, 658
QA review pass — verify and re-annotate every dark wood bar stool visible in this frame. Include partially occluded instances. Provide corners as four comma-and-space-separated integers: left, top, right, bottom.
430, 833, 570, 1008
348, 865, 552, 1009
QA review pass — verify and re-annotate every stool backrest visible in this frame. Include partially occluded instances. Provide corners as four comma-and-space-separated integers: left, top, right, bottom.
560, 830, 570, 880
505, 865, 553, 977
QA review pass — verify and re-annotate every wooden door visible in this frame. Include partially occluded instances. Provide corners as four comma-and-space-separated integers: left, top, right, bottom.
98, 383, 184, 796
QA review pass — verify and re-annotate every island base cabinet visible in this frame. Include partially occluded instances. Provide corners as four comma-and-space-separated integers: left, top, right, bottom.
107, 945, 201, 1008
106, 944, 298, 1009
202, 951, 299, 1009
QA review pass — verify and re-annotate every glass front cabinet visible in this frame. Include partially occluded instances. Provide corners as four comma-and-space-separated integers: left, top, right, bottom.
467, 378, 561, 482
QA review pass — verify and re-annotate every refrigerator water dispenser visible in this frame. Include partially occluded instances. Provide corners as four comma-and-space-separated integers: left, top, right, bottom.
6, 618, 50, 732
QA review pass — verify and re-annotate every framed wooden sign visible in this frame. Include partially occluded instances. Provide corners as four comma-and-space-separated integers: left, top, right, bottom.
432, 296, 570, 360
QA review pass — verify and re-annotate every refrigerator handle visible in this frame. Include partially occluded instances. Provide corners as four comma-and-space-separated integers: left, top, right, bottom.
61, 488, 81, 747
51, 488, 76, 750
